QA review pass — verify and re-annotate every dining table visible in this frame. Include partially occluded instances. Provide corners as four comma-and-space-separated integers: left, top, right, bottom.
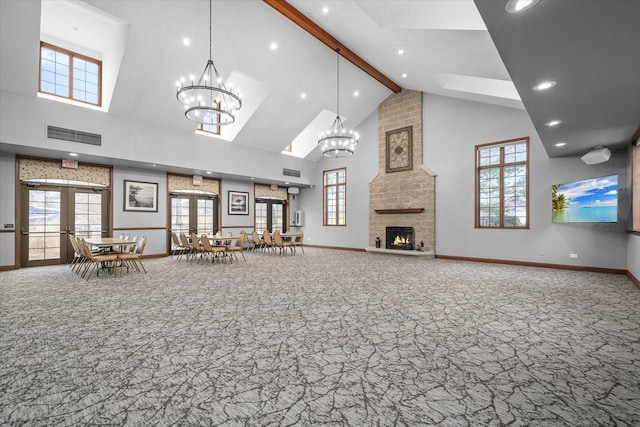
85, 237, 138, 252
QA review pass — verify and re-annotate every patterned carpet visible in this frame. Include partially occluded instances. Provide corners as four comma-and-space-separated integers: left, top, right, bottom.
1, 248, 639, 426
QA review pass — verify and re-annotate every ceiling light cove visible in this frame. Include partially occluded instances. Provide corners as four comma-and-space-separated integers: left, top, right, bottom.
505, 0, 540, 13
545, 120, 562, 127
533, 80, 556, 91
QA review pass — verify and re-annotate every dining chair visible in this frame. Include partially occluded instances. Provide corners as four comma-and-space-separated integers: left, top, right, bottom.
118, 236, 147, 274
78, 238, 119, 280
227, 233, 246, 262
179, 233, 194, 261
273, 231, 294, 256
201, 234, 227, 263
292, 231, 305, 254
262, 230, 275, 255
252, 230, 264, 252
240, 230, 254, 251
190, 233, 207, 263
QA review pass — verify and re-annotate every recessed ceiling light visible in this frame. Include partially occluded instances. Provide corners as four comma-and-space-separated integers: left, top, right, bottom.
402, 73, 407, 78
182, 38, 191, 47
554, 142, 567, 147
505, 0, 540, 13
300, 92, 307, 99
398, 49, 405, 55
68, 153, 78, 157
353, 91, 359, 97
322, 6, 329, 14
533, 80, 556, 91
546, 120, 562, 127
285, 182, 290, 185
148, 163, 157, 167
269, 41, 277, 50
206, 171, 212, 174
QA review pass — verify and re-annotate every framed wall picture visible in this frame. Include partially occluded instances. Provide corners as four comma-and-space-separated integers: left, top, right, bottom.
124, 180, 158, 212
228, 191, 249, 215
385, 126, 413, 173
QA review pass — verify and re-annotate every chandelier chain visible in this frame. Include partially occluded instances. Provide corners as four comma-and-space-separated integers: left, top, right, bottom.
336, 48, 340, 117
209, 0, 212, 61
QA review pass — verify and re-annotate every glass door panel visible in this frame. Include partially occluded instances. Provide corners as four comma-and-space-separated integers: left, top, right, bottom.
20, 184, 110, 267
169, 194, 218, 251
255, 199, 286, 233
27, 188, 62, 261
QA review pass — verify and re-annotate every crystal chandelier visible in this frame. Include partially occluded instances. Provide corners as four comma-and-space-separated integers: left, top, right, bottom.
176, 0, 241, 125
318, 48, 359, 157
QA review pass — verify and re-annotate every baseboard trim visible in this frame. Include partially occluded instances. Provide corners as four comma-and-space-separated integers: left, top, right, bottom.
304, 244, 366, 252
0, 264, 18, 271
628, 271, 640, 289
435, 254, 627, 275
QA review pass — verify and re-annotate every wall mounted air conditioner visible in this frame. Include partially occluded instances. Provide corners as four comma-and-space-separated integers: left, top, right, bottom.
294, 211, 304, 226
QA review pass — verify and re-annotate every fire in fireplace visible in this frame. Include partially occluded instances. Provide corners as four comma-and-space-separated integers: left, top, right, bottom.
386, 226, 414, 250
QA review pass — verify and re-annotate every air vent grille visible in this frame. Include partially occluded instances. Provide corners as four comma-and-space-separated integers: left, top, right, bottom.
283, 168, 301, 178
47, 126, 102, 146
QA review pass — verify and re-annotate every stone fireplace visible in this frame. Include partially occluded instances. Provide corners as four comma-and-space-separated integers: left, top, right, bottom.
368, 89, 435, 257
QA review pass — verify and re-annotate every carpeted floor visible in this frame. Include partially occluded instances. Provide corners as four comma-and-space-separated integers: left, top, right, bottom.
1, 248, 639, 426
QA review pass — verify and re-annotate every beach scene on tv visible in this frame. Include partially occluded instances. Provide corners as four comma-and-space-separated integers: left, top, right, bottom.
552, 174, 618, 223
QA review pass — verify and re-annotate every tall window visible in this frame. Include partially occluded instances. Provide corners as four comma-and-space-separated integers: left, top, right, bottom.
632, 139, 640, 231
476, 137, 529, 228
198, 106, 221, 135
39, 42, 102, 106
324, 168, 346, 226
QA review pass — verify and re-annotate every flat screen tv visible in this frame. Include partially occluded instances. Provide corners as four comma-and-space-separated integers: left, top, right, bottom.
552, 174, 618, 223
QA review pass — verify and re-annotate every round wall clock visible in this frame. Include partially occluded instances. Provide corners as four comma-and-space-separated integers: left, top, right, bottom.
385, 126, 413, 173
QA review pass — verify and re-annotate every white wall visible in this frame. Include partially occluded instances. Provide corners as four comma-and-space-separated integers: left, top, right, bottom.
0, 152, 16, 266
424, 94, 628, 270
0, 91, 314, 187
629, 234, 640, 279
113, 167, 168, 257
296, 108, 379, 248
221, 179, 254, 234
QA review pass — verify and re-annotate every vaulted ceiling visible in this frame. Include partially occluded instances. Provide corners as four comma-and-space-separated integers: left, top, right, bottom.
1, 0, 638, 163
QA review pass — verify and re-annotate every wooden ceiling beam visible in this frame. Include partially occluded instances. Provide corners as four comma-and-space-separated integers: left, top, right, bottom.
263, 0, 402, 94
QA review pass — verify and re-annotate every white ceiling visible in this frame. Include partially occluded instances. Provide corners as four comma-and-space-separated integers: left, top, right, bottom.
1, 0, 637, 164
0, 0, 522, 162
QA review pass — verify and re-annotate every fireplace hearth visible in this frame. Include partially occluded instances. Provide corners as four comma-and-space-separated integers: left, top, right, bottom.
386, 226, 414, 250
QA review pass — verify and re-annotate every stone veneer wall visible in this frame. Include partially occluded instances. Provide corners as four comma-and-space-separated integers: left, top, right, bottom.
369, 89, 436, 251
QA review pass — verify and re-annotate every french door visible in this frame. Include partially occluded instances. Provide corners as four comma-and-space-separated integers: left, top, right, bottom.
20, 184, 110, 267
170, 194, 218, 244
255, 198, 286, 234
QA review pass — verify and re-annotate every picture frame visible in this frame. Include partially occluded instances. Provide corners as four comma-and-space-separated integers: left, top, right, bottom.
228, 191, 249, 215
124, 180, 158, 212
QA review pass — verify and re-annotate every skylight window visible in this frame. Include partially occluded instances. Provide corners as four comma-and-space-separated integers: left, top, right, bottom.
39, 42, 101, 106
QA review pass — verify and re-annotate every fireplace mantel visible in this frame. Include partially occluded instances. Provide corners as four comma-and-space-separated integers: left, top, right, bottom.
374, 208, 424, 214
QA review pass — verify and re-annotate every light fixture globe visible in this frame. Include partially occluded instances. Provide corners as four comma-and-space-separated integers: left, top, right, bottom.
319, 48, 359, 157
176, 0, 241, 125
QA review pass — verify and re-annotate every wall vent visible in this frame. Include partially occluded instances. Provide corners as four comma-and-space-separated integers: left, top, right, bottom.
283, 168, 301, 178
47, 125, 102, 146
